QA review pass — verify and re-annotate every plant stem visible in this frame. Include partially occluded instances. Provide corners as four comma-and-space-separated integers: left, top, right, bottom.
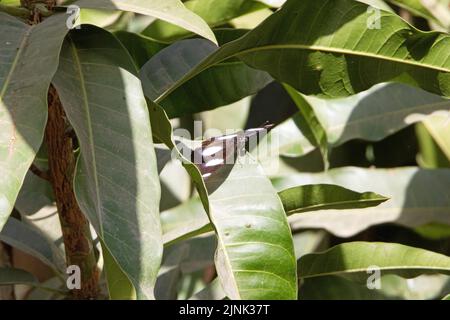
45, 86, 99, 299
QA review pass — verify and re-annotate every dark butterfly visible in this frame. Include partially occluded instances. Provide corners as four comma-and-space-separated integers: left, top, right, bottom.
192, 122, 275, 180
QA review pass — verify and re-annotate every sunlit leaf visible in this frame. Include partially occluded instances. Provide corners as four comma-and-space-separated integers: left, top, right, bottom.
272, 167, 450, 237
0, 13, 69, 231
73, 0, 217, 44
142, 0, 267, 42
152, 0, 450, 102
52, 26, 162, 300
299, 242, 450, 279
279, 184, 388, 215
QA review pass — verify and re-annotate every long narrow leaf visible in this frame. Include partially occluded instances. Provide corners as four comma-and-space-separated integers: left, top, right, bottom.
273, 167, 450, 237
151, 0, 450, 103
0, 13, 70, 231
52, 26, 162, 300
140, 38, 272, 118
73, 0, 217, 44
142, 0, 266, 42
149, 103, 297, 299
298, 242, 450, 279
279, 184, 388, 215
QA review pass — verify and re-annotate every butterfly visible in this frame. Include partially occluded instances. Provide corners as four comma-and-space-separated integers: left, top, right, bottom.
192, 122, 275, 180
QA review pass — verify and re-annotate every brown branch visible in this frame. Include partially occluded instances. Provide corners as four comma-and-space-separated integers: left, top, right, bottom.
45, 86, 99, 299
0, 242, 15, 300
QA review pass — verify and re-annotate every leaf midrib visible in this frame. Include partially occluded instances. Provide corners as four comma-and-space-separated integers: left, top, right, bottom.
301, 265, 450, 278
237, 44, 450, 73
0, 25, 31, 98
69, 37, 104, 233
284, 197, 389, 215
156, 42, 450, 102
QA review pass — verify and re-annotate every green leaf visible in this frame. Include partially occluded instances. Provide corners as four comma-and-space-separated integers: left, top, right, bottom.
0, 267, 66, 294
0, 267, 39, 286
249, 82, 450, 162
78, 8, 123, 28
0, 217, 65, 275
0, 2, 30, 19
26, 277, 67, 300
154, 240, 188, 300
52, 26, 162, 300
148, 102, 210, 210
101, 242, 137, 300
189, 278, 226, 300
153, 0, 450, 103
74, 0, 217, 44
207, 153, 297, 300
14, 172, 63, 251
0, 1, 21, 5
298, 242, 450, 279
269, 113, 316, 158
292, 230, 328, 260
142, 0, 267, 42
141, 38, 216, 101
254, 0, 285, 7
303, 83, 450, 147
422, 111, 450, 161
161, 184, 387, 246
443, 293, 450, 300
156, 236, 216, 299
230, 8, 273, 29
149, 102, 297, 299
278, 184, 389, 215
14, 172, 54, 218
200, 97, 252, 133
140, 38, 272, 118
284, 84, 329, 168
162, 197, 212, 245
272, 167, 450, 237
115, 31, 166, 69
300, 275, 390, 300
0, 13, 69, 231
300, 273, 450, 300
416, 122, 450, 168
414, 222, 450, 240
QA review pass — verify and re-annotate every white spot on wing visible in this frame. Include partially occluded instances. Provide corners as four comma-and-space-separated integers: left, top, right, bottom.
202, 145, 223, 157
218, 134, 237, 141
205, 158, 224, 167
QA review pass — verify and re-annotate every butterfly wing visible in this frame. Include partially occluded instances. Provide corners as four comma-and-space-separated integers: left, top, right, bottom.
194, 124, 274, 180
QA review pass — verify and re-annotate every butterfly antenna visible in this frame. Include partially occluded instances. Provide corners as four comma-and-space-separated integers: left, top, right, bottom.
259, 121, 275, 131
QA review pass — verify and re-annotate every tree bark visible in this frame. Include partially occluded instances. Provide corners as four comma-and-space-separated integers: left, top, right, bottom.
45, 86, 99, 299
0, 242, 15, 300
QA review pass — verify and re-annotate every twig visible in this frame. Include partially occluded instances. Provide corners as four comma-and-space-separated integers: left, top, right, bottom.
30, 164, 51, 182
